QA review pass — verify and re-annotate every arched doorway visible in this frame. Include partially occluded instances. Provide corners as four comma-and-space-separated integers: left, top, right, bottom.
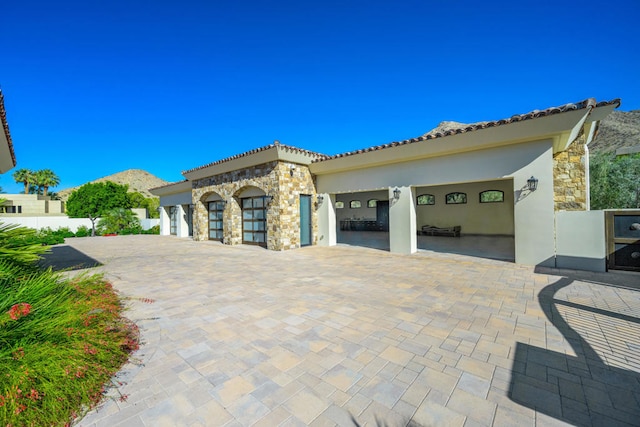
205, 193, 224, 241
238, 187, 268, 247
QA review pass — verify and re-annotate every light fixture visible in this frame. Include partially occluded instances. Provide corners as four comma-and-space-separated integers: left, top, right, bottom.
290, 167, 295, 177
527, 176, 538, 192
264, 195, 273, 205
317, 195, 324, 205
393, 187, 401, 200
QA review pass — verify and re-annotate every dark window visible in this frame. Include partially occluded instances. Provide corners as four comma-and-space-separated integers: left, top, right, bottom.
208, 201, 224, 240
367, 199, 378, 208
242, 196, 267, 247
417, 194, 435, 205
335, 201, 344, 209
480, 190, 504, 203
446, 192, 467, 204
350, 200, 361, 209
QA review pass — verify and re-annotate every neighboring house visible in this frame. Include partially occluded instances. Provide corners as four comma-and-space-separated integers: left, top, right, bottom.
0, 89, 17, 174
151, 98, 620, 268
0, 194, 65, 215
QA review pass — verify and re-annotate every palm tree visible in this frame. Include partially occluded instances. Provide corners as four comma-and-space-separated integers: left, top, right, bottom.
35, 169, 60, 197
12, 168, 33, 194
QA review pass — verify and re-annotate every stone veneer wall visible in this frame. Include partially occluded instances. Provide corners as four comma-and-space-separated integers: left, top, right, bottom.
191, 161, 317, 250
553, 133, 587, 211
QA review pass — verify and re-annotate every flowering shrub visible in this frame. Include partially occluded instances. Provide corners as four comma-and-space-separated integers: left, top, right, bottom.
7, 302, 31, 320
0, 268, 139, 426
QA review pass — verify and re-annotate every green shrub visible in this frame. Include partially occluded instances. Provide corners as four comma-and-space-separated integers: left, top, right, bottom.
35, 228, 65, 246
0, 221, 139, 425
0, 223, 49, 265
74, 225, 91, 238
0, 268, 139, 426
52, 227, 75, 239
142, 225, 160, 235
97, 209, 141, 235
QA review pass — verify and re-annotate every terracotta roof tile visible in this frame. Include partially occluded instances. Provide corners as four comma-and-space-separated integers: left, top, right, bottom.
182, 141, 327, 175
0, 89, 17, 168
313, 98, 621, 163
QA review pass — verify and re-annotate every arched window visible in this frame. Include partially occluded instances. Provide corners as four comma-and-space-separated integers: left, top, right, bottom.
416, 194, 435, 205
480, 190, 504, 203
335, 201, 344, 209
367, 199, 378, 208
446, 192, 467, 204
350, 200, 361, 209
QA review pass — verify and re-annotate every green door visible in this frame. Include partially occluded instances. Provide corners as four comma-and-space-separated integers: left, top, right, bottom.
300, 195, 312, 246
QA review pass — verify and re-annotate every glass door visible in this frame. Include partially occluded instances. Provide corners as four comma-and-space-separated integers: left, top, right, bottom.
208, 201, 224, 240
242, 196, 267, 247
300, 195, 312, 246
169, 206, 177, 235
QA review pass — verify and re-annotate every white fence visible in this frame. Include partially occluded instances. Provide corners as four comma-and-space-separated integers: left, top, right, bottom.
0, 216, 159, 232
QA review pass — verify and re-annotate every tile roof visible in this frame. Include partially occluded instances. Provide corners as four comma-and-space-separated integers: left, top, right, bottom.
313, 98, 621, 163
0, 89, 17, 168
182, 140, 327, 175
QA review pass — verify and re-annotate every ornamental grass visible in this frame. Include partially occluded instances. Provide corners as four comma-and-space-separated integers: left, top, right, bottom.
0, 252, 139, 426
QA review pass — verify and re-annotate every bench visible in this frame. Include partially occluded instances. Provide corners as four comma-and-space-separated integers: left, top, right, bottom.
418, 225, 461, 237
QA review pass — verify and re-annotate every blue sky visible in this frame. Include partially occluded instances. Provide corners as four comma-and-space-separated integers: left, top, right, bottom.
1, 0, 639, 193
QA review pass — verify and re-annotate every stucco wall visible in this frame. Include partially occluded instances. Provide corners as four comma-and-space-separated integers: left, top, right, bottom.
159, 191, 192, 207
316, 140, 556, 266
556, 210, 606, 272
414, 180, 514, 235
335, 190, 387, 222
0, 216, 159, 232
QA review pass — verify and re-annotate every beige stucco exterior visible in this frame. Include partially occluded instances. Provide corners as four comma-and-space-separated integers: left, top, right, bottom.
0, 194, 65, 215
151, 98, 620, 269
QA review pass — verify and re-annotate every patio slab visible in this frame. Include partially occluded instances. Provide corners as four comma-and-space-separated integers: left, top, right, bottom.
57, 235, 640, 427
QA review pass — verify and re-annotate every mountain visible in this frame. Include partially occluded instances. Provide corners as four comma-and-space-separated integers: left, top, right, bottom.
57, 169, 169, 201
589, 110, 640, 154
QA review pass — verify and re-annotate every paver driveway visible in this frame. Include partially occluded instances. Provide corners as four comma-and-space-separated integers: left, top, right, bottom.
57, 235, 640, 427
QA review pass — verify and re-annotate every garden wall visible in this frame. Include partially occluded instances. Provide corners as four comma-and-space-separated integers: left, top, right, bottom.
0, 216, 159, 232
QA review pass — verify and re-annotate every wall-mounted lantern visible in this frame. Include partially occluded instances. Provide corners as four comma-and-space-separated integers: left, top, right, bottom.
393, 187, 401, 201
527, 176, 539, 192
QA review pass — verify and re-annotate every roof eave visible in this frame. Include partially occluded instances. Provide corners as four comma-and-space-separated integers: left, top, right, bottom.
183, 145, 324, 181
0, 90, 17, 174
149, 180, 192, 196
310, 107, 605, 175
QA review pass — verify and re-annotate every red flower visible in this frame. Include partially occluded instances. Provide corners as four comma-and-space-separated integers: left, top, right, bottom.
8, 303, 31, 320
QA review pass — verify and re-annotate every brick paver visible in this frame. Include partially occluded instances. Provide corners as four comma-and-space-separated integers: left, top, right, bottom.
58, 235, 640, 427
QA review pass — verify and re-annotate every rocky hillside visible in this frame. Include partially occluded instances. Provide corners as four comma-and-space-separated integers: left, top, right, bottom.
57, 169, 169, 201
589, 109, 640, 154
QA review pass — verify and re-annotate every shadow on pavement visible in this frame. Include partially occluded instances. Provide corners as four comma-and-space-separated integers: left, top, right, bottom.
508, 276, 640, 426
38, 245, 102, 271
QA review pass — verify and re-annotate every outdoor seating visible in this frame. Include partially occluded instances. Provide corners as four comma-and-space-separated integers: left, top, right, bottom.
418, 225, 461, 237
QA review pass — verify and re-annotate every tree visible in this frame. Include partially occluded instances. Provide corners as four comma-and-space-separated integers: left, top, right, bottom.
12, 168, 33, 194
590, 152, 640, 209
127, 192, 160, 219
98, 208, 142, 234
34, 169, 60, 197
66, 182, 132, 236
